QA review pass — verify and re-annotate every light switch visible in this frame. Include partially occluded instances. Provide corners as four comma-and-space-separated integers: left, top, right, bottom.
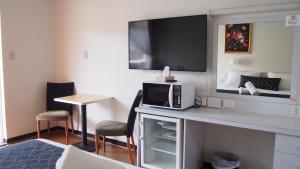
207, 97, 222, 108
83, 51, 88, 59
9, 51, 15, 60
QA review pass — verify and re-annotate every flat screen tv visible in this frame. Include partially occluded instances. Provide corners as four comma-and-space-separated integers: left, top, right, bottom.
129, 15, 207, 72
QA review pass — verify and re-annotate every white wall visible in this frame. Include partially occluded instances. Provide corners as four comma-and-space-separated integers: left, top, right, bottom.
217, 22, 294, 84
55, 0, 298, 168
55, 0, 299, 133
0, 0, 298, 168
0, 0, 57, 138
0, 12, 5, 141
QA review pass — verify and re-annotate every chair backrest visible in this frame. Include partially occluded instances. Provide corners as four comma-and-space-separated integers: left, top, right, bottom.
126, 90, 143, 137
46, 82, 75, 113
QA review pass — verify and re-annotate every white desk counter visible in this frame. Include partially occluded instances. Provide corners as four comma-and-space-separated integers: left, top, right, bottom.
136, 106, 300, 137
136, 106, 300, 169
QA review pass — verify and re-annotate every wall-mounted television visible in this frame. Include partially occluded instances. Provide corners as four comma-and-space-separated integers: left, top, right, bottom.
129, 15, 207, 72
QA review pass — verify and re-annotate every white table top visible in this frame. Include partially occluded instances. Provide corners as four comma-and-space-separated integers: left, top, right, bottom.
54, 94, 112, 105
136, 106, 300, 137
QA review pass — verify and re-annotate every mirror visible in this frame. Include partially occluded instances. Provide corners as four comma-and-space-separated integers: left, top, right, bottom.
216, 21, 294, 98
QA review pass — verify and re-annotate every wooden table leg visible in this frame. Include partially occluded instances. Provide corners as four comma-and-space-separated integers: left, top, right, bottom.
127, 137, 134, 165
36, 120, 40, 139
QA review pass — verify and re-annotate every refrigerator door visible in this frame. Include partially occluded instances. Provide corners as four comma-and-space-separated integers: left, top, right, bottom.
140, 114, 182, 169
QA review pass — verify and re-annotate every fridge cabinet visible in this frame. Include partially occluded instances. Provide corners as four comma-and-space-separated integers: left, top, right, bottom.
140, 114, 183, 169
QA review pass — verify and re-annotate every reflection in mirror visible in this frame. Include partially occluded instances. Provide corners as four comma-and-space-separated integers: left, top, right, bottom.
216, 21, 294, 98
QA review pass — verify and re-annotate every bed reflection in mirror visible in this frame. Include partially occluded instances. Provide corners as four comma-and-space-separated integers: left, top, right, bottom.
216, 21, 294, 98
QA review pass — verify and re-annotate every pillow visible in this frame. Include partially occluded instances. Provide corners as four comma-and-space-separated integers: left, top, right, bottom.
224, 70, 261, 86
267, 72, 291, 91
56, 145, 126, 169
238, 75, 281, 91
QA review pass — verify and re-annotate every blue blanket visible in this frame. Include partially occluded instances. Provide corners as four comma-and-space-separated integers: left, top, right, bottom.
0, 140, 64, 169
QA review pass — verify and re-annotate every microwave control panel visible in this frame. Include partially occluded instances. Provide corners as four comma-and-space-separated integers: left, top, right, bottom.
173, 85, 181, 108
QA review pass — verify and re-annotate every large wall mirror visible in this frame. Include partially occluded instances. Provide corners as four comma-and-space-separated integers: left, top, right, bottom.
216, 20, 295, 98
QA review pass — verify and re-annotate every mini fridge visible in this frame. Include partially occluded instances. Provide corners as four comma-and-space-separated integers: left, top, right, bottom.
140, 114, 183, 169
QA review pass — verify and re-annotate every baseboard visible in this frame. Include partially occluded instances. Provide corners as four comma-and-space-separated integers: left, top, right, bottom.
6, 126, 61, 143
6, 126, 135, 149
55, 126, 133, 149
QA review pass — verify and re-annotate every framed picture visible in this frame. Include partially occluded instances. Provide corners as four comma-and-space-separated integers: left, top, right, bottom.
225, 23, 252, 53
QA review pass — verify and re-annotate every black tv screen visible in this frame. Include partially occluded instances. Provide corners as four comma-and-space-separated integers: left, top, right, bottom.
129, 15, 207, 72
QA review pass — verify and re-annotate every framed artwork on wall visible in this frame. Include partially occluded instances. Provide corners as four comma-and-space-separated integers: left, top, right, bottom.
225, 23, 252, 53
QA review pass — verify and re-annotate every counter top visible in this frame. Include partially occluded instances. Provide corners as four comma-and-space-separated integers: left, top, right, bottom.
136, 106, 300, 137
54, 94, 112, 105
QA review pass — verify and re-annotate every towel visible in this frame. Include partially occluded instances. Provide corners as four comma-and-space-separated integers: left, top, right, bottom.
245, 81, 259, 96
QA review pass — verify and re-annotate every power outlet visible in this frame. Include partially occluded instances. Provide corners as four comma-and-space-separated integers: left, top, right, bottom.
207, 97, 222, 108
223, 99, 234, 108
292, 105, 297, 114
201, 97, 208, 106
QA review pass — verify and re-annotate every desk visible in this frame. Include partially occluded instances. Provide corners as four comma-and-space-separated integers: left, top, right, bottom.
136, 106, 300, 136
136, 106, 300, 169
55, 94, 112, 152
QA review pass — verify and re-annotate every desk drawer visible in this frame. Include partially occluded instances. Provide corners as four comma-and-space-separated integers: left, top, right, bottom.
274, 152, 300, 169
275, 134, 300, 156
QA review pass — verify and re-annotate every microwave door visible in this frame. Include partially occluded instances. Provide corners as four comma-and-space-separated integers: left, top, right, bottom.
143, 84, 171, 108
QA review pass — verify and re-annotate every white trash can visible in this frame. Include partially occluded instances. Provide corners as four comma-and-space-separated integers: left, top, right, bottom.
211, 152, 240, 169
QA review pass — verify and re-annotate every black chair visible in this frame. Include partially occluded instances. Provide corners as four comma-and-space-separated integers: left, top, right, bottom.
36, 82, 75, 144
95, 90, 142, 164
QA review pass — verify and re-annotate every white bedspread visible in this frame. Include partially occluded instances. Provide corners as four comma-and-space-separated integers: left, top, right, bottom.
217, 85, 290, 96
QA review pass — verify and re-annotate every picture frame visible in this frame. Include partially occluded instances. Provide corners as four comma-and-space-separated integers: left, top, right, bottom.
225, 23, 252, 53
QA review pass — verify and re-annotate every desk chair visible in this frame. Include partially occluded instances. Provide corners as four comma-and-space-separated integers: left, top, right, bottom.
95, 90, 142, 164
36, 82, 75, 144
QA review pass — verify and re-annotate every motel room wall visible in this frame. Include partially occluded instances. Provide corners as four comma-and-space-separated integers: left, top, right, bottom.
0, 0, 57, 138
54, 1, 299, 168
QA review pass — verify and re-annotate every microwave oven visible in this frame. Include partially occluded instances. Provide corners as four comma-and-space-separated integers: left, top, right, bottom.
142, 81, 195, 110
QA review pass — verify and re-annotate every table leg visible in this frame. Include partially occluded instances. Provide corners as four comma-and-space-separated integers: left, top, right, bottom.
82, 105, 87, 145
72, 105, 95, 152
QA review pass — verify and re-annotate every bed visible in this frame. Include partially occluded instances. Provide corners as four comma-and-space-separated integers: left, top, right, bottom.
217, 70, 291, 98
0, 139, 140, 169
217, 85, 291, 98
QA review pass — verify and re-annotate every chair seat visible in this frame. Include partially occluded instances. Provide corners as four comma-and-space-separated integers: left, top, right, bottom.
95, 121, 127, 136
36, 110, 70, 121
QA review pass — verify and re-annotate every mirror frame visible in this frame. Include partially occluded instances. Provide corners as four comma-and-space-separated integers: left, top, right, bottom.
211, 10, 300, 105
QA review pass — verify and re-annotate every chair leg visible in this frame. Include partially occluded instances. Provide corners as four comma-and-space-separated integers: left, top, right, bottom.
47, 121, 51, 135
36, 120, 41, 139
130, 135, 136, 153
127, 137, 134, 165
95, 131, 99, 155
70, 114, 74, 135
103, 136, 106, 155
65, 119, 69, 145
